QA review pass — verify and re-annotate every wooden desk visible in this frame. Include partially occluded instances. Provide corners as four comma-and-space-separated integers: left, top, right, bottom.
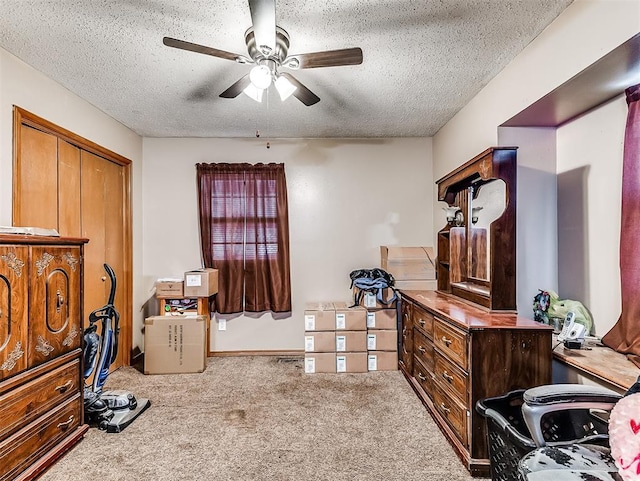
552, 335, 640, 392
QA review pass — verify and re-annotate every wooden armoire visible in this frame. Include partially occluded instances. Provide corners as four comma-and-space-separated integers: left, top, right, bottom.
0, 234, 88, 480
12, 107, 132, 369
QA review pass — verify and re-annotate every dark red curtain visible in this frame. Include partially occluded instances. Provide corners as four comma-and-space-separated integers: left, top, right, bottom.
602, 84, 640, 367
196, 163, 291, 314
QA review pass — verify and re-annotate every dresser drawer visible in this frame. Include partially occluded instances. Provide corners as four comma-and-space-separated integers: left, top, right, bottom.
434, 320, 468, 370
413, 329, 434, 372
0, 358, 80, 441
0, 394, 81, 481
434, 351, 468, 405
432, 382, 468, 447
413, 357, 433, 396
412, 305, 434, 339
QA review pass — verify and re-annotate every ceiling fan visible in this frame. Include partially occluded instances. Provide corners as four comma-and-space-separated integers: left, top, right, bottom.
163, 0, 363, 106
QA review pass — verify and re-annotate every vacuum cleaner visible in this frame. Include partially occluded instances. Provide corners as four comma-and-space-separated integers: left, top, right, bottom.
83, 263, 150, 433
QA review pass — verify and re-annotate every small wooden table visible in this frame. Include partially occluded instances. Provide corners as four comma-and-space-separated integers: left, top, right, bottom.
552, 335, 640, 392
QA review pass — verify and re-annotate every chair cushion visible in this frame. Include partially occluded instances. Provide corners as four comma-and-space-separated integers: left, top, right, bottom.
518, 444, 621, 481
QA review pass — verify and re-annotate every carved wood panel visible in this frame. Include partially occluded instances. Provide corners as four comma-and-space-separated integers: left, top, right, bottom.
0, 247, 28, 380
28, 247, 82, 368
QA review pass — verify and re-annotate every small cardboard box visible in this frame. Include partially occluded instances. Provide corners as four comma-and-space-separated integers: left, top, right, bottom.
367, 351, 398, 371
304, 331, 336, 352
335, 330, 367, 352
333, 301, 367, 330
365, 308, 397, 330
304, 302, 336, 331
144, 315, 206, 375
155, 280, 184, 298
336, 352, 368, 373
304, 353, 337, 373
366, 330, 398, 351
183, 268, 219, 297
355, 288, 397, 309
380, 246, 436, 280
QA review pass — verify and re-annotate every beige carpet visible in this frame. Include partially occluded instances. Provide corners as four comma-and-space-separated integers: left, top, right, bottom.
41, 356, 484, 481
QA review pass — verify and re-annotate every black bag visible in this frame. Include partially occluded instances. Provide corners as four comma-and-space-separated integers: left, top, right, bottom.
349, 268, 396, 307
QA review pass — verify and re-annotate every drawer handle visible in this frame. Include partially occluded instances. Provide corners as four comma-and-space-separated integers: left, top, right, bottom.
441, 336, 453, 346
418, 373, 427, 381
440, 403, 451, 414
419, 319, 426, 327
442, 371, 454, 383
55, 380, 73, 393
57, 415, 74, 430
418, 346, 426, 354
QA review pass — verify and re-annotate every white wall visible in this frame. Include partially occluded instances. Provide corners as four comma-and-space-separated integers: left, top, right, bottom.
556, 96, 626, 336
0, 47, 145, 349
142, 137, 433, 352
432, 0, 639, 332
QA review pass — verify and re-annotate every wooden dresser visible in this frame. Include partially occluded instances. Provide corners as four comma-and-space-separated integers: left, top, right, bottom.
0, 235, 88, 481
399, 290, 552, 476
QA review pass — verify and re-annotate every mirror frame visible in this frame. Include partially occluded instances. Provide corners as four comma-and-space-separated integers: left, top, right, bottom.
435, 147, 517, 311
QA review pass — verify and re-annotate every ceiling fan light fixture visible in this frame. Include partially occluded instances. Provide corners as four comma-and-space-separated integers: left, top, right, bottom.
243, 83, 264, 103
275, 75, 297, 101
249, 65, 272, 90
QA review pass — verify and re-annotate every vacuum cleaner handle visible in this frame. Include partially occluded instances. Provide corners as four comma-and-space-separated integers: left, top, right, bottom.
103, 263, 117, 306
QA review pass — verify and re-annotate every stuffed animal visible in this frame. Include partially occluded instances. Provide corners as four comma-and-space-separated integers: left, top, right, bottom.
609, 376, 640, 480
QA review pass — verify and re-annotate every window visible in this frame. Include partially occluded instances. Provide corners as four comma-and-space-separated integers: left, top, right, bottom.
197, 163, 291, 314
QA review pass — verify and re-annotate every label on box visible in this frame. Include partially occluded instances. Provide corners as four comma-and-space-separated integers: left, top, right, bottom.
305, 315, 316, 330
304, 357, 316, 373
336, 313, 346, 329
366, 312, 376, 328
367, 334, 377, 350
336, 355, 347, 372
304, 336, 315, 352
336, 335, 346, 352
185, 274, 202, 287
364, 293, 376, 308
368, 354, 378, 371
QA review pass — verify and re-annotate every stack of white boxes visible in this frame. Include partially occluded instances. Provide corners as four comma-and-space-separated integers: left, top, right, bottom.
304, 302, 368, 374
359, 292, 399, 371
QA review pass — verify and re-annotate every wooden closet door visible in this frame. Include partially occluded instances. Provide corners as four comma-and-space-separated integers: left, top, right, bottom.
14, 125, 58, 230
81, 152, 126, 369
58, 140, 82, 237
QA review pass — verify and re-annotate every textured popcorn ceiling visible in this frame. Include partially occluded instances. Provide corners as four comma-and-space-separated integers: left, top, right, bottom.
0, 0, 573, 138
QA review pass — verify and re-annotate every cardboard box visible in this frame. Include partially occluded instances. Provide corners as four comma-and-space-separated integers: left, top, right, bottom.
144, 315, 206, 374
183, 268, 219, 297
380, 246, 436, 280
304, 353, 337, 373
366, 330, 398, 351
365, 308, 397, 330
333, 301, 366, 330
335, 330, 367, 352
367, 351, 399, 371
304, 302, 336, 331
336, 352, 368, 373
304, 331, 336, 352
355, 288, 397, 309
394, 279, 438, 291
155, 280, 184, 298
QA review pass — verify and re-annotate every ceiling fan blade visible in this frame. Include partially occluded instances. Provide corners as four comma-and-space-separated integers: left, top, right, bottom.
219, 74, 252, 98
163, 37, 251, 63
284, 47, 363, 69
280, 73, 320, 106
248, 0, 276, 54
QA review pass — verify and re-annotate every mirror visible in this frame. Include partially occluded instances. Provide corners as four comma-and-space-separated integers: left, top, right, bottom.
469, 179, 506, 282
